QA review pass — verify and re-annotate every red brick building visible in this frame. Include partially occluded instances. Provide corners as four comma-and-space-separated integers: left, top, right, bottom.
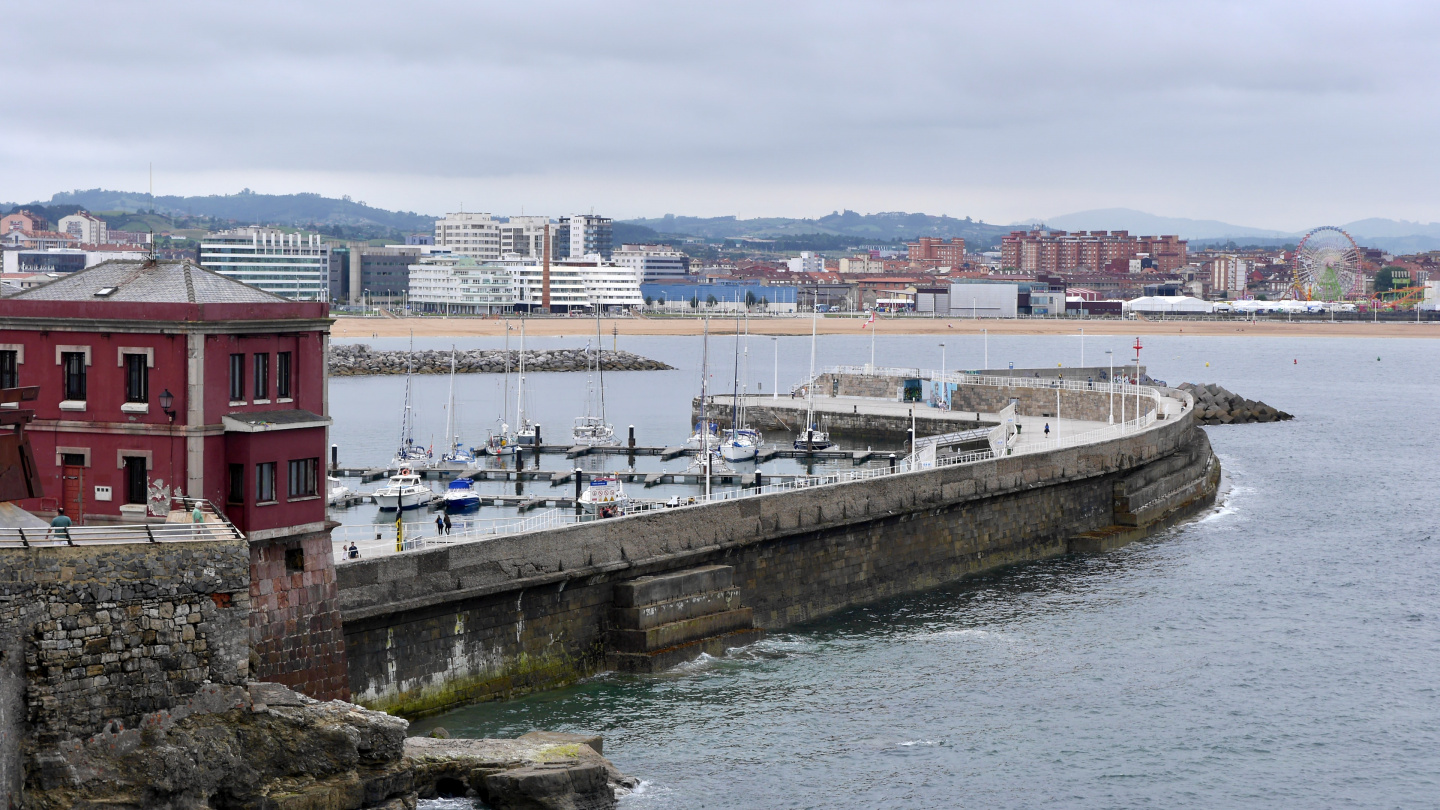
907, 237, 967, 266
0, 259, 348, 700
1001, 229, 1188, 274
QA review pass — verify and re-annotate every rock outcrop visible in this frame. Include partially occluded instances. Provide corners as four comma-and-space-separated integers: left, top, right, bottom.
1178, 382, 1293, 425
23, 682, 631, 810
330, 344, 672, 376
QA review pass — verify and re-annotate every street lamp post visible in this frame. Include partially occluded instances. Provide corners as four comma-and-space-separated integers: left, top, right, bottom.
939, 342, 946, 410
1079, 327, 1085, 367
1106, 350, 1114, 424
772, 337, 778, 400
983, 328, 988, 371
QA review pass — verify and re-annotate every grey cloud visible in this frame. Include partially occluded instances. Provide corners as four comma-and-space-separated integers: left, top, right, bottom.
2, 0, 1437, 226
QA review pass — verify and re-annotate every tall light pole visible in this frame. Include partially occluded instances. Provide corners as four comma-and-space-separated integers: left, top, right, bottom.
1106, 350, 1114, 424
939, 342, 946, 410
983, 328, 988, 371
772, 337, 778, 400
1079, 327, 1085, 368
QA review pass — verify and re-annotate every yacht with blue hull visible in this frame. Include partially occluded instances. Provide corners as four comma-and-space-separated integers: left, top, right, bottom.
443, 478, 480, 511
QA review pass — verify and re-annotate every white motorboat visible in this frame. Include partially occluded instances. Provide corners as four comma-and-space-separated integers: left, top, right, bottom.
326, 477, 352, 506
578, 475, 628, 515
443, 478, 480, 511
793, 427, 833, 451
373, 470, 429, 511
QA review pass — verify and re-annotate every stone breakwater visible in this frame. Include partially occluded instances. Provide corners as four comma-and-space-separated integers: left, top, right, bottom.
1177, 382, 1293, 425
330, 344, 673, 376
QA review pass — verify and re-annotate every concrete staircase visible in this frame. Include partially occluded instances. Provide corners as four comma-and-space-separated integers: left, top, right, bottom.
607, 565, 764, 673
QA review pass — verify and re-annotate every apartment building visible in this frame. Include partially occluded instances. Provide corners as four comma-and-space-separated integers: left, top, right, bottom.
433, 213, 563, 261
613, 243, 690, 282
1209, 255, 1250, 297
786, 252, 824, 274
407, 256, 516, 314
57, 212, 108, 244
1001, 229, 1188, 274
561, 215, 613, 260
198, 227, 332, 301
906, 237, 966, 266
0, 210, 48, 233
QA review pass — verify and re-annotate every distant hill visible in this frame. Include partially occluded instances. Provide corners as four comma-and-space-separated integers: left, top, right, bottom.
624, 210, 1014, 248
38, 189, 435, 235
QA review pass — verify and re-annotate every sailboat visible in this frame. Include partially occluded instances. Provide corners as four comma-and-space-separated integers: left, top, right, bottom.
720, 312, 758, 462
440, 348, 479, 465
793, 309, 834, 451
391, 334, 433, 468
572, 313, 617, 446
688, 316, 730, 481
514, 320, 539, 447
485, 320, 519, 456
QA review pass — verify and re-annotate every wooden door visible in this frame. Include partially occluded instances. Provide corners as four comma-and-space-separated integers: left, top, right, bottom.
60, 457, 84, 523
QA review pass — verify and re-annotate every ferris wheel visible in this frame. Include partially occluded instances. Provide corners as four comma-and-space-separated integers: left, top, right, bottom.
1290, 226, 1362, 300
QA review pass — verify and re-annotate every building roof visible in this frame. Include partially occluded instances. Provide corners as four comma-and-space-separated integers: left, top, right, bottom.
12, 258, 289, 304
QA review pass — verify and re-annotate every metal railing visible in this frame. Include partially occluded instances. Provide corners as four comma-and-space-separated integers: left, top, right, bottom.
332, 508, 594, 562
0, 498, 244, 548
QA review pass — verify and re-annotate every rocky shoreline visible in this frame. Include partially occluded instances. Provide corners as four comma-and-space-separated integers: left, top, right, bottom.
330, 343, 673, 376
25, 682, 632, 810
1179, 382, 1293, 425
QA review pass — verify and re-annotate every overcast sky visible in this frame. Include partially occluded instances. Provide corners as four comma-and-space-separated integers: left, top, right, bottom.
3, 1, 1437, 229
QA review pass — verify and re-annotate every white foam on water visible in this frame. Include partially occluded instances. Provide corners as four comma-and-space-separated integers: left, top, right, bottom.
1200, 483, 1251, 524
898, 739, 943, 747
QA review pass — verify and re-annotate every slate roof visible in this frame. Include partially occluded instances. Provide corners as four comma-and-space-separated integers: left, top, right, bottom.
11, 259, 289, 304
224, 409, 327, 427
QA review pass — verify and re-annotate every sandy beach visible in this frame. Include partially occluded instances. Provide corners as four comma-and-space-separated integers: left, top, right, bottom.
333, 315, 1438, 340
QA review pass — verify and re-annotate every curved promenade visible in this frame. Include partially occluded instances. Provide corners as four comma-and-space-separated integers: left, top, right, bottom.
335, 372, 1219, 717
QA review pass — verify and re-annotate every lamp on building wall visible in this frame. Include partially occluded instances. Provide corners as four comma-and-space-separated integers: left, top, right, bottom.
159, 389, 176, 422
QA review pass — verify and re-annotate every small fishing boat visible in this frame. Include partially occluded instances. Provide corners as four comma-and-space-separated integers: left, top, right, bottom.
373, 469, 429, 511
578, 475, 628, 516
326, 477, 352, 506
443, 478, 480, 511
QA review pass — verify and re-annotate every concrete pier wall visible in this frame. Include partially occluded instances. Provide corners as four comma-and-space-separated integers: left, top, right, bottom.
337, 388, 1217, 718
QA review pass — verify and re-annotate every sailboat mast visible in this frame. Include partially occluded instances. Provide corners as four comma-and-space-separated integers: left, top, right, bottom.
502, 320, 511, 427
445, 347, 456, 451
701, 316, 711, 497
806, 309, 817, 430
731, 311, 741, 435
596, 312, 606, 424
517, 320, 526, 427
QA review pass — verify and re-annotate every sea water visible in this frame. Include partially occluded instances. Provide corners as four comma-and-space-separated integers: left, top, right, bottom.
336, 330, 1440, 808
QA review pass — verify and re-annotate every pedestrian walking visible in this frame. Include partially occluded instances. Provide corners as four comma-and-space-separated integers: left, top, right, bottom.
1044, 423, 1050, 437
443, 513, 452, 535
48, 508, 72, 544
435, 514, 444, 535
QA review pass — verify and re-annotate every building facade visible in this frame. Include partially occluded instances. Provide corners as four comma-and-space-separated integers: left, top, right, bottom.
1001, 229, 1188, 274
407, 256, 517, 314
198, 227, 332, 301
57, 212, 108, 245
1209, 255, 1250, 297
786, 252, 825, 274
433, 213, 561, 261
501, 257, 642, 311
907, 237, 966, 266
613, 243, 690, 282
561, 215, 613, 260
0, 210, 48, 234
1, 258, 347, 699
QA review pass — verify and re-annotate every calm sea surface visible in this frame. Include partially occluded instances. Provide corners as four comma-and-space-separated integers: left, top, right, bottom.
334, 330, 1440, 809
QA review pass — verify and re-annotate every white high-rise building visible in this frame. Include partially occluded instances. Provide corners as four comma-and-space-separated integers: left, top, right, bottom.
57, 212, 107, 245
560, 215, 613, 260
434, 213, 562, 260
505, 257, 642, 311
407, 256, 516, 314
613, 244, 690, 282
786, 251, 824, 274
198, 227, 331, 300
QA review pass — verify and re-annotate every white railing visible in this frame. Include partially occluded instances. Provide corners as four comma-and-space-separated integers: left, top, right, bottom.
0, 498, 244, 548
333, 508, 592, 562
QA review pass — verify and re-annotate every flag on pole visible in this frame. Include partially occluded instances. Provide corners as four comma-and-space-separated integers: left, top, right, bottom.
861, 311, 876, 329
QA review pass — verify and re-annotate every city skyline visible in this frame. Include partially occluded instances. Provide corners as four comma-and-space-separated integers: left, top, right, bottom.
2, 2, 1437, 230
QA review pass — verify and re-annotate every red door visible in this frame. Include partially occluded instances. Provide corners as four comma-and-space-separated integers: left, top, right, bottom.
60, 456, 84, 523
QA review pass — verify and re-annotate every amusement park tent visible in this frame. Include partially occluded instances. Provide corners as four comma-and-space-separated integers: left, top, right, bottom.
1123, 295, 1213, 314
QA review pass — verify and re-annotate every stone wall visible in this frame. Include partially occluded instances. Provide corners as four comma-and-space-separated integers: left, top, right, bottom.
703, 399, 982, 441
249, 527, 350, 701
0, 540, 251, 806
949, 381, 1155, 422
339, 391, 1216, 718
